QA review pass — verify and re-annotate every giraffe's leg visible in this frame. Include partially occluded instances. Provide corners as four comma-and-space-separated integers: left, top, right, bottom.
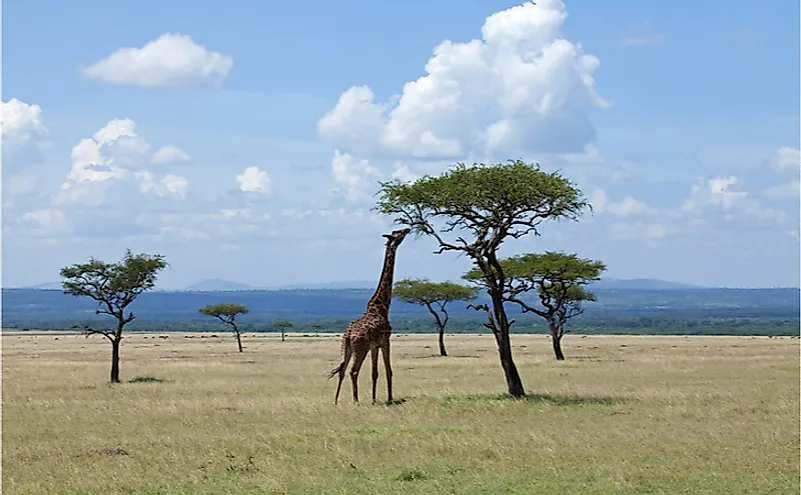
370, 344, 379, 404
380, 339, 393, 405
334, 340, 353, 405
349, 346, 369, 403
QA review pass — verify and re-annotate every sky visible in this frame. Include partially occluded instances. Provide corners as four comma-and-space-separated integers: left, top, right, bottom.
2, 0, 799, 290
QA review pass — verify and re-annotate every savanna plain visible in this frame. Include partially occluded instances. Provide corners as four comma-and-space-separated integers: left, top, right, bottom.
2, 331, 799, 494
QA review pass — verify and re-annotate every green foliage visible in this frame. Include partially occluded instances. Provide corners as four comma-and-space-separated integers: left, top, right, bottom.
464, 251, 606, 336
375, 160, 588, 251
59, 250, 167, 382
394, 279, 478, 306
199, 303, 249, 319
60, 249, 168, 336
272, 320, 294, 328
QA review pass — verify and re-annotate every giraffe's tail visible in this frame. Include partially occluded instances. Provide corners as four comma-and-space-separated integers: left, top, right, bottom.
327, 333, 351, 379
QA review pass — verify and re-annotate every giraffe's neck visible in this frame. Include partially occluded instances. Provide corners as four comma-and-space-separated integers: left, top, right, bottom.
366, 243, 398, 315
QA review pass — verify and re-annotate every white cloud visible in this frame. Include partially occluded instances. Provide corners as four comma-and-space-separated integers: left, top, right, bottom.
54, 118, 190, 210
391, 164, 420, 183
136, 172, 189, 198
607, 196, 649, 217
682, 176, 747, 213
589, 189, 650, 217
82, 33, 234, 88
151, 145, 192, 165
645, 224, 667, 239
22, 209, 69, 235
762, 181, 799, 199
331, 150, 382, 202
679, 175, 787, 225
620, 34, 665, 47
2, 98, 50, 175
236, 166, 272, 194
318, 0, 608, 163
1, 98, 47, 140
765, 146, 800, 176
589, 188, 608, 213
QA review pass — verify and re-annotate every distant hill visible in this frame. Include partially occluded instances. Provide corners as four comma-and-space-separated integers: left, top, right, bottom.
182, 279, 256, 292
9, 278, 715, 292
590, 278, 704, 290
274, 281, 375, 290
21, 282, 63, 290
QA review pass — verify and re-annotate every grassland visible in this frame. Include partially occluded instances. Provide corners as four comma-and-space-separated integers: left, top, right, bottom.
2, 331, 799, 494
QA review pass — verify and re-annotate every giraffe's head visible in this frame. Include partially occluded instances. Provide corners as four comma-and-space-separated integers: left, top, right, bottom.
382, 227, 411, 249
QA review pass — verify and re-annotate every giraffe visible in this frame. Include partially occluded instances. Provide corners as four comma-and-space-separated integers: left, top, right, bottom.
328, 227, 411, 405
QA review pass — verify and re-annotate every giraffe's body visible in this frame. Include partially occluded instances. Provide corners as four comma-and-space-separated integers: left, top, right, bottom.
329, 228, 411, 404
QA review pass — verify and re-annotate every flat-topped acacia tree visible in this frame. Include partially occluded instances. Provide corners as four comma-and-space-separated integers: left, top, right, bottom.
464, 251, 605, 361
375, 160, 589, 398
199, 303, 250, 352
393, 278, 478, 356
60, 250, 168, 383
272, 320, 294, 342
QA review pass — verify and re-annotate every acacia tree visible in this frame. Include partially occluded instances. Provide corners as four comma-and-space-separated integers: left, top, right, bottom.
199, 303, 250, 352
464, 251, 605, 361
394, 278, 478, 356
60, 250, 168, 383
272, 320, 293, 342
376, 160, 588, 398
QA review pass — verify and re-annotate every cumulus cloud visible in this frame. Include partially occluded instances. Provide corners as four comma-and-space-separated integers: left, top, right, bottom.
54, 118, 190, 210
391, 164, 420, 183
765, 146, 800, 176
22, 209, 69, 235
680, 175, 787, 224
761, 147, 799, 199
589, 188, 651, 217
1, 98, 47, 140
318, 0, 608, 165
1, 98, 49, 174
236, 166, 272, 194
607, 196, 649, 217
151, 145, 192, 165
762, 181, 799, 199
82, 33, 234, 88
331, 151, 381, 202
136, 172, 189, 198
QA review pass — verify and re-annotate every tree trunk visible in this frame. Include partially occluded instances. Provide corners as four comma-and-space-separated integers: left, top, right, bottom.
110, 338, 121, 383
550, 323, 565, 361
490, 293, 525, 398
281, 329, 285, 342
438, 327, 447, 357
552, 333, 565, 361
235, 331, 243, 353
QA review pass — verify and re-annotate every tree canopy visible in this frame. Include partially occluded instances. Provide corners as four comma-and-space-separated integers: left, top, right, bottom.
465, 251, 606, 360
375, 160, 588, 255
61, 249, 168, 325
60, 250, 168, 382
394, 279, 478, 306
199, 303, 249, 352
376, 160, 590, 397
394, 278, 478, 356
273, 320, 294, 342
199, 303, 250, 320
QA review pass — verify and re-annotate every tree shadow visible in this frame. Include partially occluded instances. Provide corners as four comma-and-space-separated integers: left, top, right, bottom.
386, 397, 411, 407
128, 376, 166, 383
445, 392, 629, 406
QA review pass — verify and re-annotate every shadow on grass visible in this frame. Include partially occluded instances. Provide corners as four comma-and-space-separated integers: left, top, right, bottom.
411, 354, 480, 359
128, 376, 166, 384
444, 392, 629, 407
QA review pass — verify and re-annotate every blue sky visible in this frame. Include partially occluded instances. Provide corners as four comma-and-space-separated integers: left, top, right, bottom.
3, 0, 799, 289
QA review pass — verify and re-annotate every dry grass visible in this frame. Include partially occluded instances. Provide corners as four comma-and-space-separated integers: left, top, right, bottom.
2, 331, 799, 494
